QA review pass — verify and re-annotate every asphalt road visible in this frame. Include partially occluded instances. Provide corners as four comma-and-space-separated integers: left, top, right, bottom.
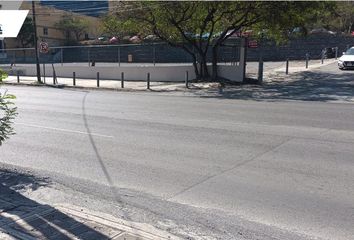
1, 63, 354, 239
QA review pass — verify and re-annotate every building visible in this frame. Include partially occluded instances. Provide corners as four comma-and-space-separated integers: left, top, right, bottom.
4, 1, 103, 49
40, 1, 109, 17
0, 1, 24, 52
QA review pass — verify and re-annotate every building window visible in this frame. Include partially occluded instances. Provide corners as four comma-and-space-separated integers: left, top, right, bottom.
43, 27, 48, 35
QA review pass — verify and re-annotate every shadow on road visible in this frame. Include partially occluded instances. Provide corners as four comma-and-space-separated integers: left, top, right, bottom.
199, 70, 354, 102
0, 169, 109, 239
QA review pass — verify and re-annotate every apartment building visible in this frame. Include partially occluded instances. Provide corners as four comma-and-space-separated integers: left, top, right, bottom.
4, 1, 102, 49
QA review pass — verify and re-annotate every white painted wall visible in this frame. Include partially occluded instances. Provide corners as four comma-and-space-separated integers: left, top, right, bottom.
12, 55, 245, 82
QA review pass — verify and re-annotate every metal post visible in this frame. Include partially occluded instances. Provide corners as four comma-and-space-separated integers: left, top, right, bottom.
32, 1, 41, 83
17, 71, 20, 83
118, 46, 121, 67
73, 72, 76, 86
53, 71, 56, 85
52, 63, 57, 85
258, 58, 263, 83
147, 72, 150, 89
61, 48, 63, 66
335, 47, 338, 59
286, 58, 289, 75
97, 72, 100, 87
12, 51, 16, 66
321, 49, 324, 64
88, 48, 90, 67
305, 53, 309, 69
185, 71, 189, 88
121, 72, 124, 88
43, 63, 46, 83
153, 44, 156, 66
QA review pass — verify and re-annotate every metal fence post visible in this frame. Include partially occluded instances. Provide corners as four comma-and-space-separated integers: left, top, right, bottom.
121, 72, 124, 88
185, 71, 189, 88
97, 72, 100, 87
73, 72, 76, 86
53, 71, 56, 85
12, 51, 16, 66
153, 44, 156, 66
118, 46, 121, 67
61, 48, 63, 66
286, 58, 289, 75
88, 48, 91, 67
43, 63, 46, 83
321, 49, 324, 64
17, 71, 20, 83
335, 47, 338, 59
305, 53, 309, 69
258, 57, 263, 84
147, 72, 150, 89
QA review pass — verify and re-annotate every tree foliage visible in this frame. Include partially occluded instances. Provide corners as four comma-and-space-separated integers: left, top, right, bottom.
326, 1, 354, 34
56, 15, 89, 45
104, 1, 332, 81
0, 69, 17, 145
17, 17, 35, 48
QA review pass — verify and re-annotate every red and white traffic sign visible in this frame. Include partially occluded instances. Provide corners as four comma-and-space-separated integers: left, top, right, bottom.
39, 42, 49, 53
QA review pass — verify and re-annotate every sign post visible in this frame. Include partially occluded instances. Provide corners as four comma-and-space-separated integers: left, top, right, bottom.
39, 42, 49, 84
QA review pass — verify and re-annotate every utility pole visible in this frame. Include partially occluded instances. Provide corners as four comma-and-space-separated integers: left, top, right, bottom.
32, 1, 41, 83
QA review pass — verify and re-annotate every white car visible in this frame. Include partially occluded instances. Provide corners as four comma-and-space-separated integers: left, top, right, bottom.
338, 47, 354, 70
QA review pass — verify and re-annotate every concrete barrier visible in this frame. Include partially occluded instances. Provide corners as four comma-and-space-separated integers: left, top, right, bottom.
12, 64, 244, 82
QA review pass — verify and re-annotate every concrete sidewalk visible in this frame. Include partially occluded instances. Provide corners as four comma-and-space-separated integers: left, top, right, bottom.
267, 58, 337, 74
246, 58, 337, 77
0, 196, 178, 240
3, 75, 220, 92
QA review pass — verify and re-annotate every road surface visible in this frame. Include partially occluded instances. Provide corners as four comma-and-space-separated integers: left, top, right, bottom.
1, 63, 354, 239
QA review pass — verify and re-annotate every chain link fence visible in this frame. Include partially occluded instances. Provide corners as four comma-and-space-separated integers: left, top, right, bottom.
0, 42, 242, 66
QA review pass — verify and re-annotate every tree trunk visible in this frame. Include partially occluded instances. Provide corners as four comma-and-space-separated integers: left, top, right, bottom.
192, 56, 200, 79
198, 53, 209, 81
211, 45, 218, 81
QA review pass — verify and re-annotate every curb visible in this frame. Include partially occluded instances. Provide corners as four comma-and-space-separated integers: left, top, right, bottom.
269, 59, 337, 74
0, 202, 181, 240
56, 204, 181, 240
2, 81, 220, 93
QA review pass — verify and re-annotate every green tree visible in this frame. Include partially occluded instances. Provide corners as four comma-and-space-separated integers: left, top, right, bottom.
0, 69, 17, 145
17, 17, 35, 48
105, 1, 331, 81
56, 14, 89, 45
329, 1, 354, 34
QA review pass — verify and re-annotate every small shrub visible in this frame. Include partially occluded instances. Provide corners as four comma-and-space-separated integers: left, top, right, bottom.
0, 68, 17, 145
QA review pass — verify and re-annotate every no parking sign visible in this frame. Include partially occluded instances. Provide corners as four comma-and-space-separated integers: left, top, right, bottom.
39, 42, 49, 53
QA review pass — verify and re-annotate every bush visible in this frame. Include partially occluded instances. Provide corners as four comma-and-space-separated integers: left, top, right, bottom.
0, 69, 17, 145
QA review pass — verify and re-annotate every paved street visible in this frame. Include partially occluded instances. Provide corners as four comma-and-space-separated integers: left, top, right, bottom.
1, 62, 354, 239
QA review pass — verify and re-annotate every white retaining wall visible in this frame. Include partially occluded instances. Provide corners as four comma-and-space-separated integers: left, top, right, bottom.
12, 64, 244, 82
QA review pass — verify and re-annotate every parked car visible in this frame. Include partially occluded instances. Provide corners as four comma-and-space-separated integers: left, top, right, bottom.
338, 47, 354, 70
309, 28, 336, 35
